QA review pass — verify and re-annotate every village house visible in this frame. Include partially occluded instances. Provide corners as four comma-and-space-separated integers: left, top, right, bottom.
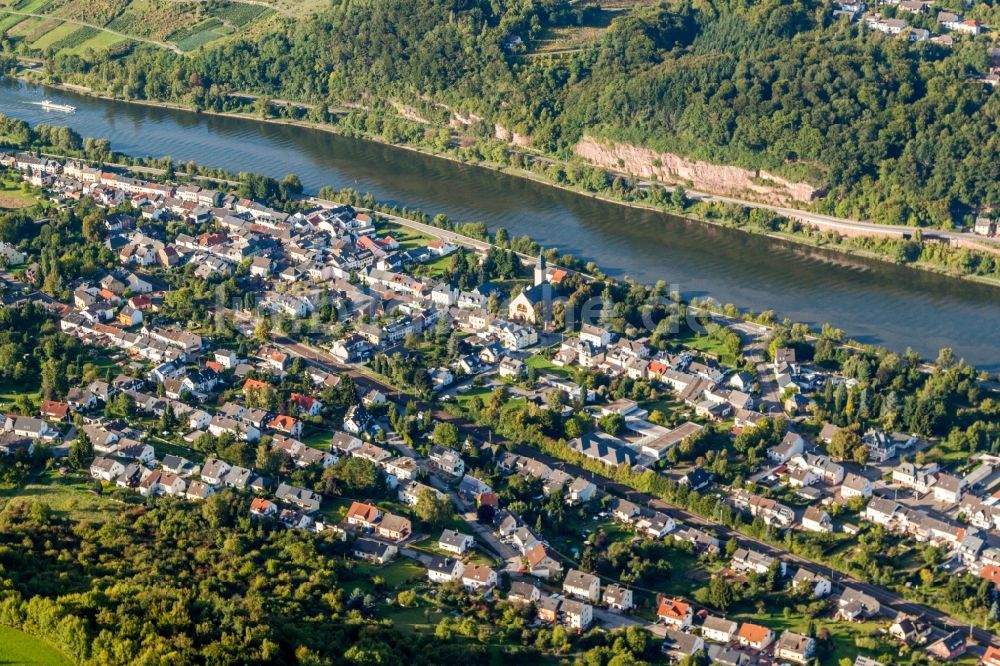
461, 563, 498, 592
731, 547, 785, 576
768, 431, 805, 463
376, 513, 412, 542
275, 483, 321, 513
438, 529, 475, 555
888, 614, 932, 646
346, 501, 383, 530
838, 587, 881, 621
661, 628, 704, 662
352, 538, 397, 564
635, 512, 676, 538
791, 568, 832, 598
558, 598, 593, 631
774, 631, 815, 664
801, 506, 833, 533
702, 616, 738, 644
250, 497, 279, 518
602, 584, 633, 611
926, 631, 967, 661
731, 489, 795, 528
563, 569, 601, 602
426, 554, 465, 584
90, 456, 125, 482
656, 598, 693, 629
566, 477, 597, 505
933, 473, 966, 505
737, 622, 775, 650
841, 472, 873, 500
524, 542, 563, 578
864, 497, 901, 527
429, 445, 465, 478
507, 581, 541, 605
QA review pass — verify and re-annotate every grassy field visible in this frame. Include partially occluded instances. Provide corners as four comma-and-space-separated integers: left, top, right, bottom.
0, 626, 73, 666
0, 182, 37, 209
27, 17, 73, 47
0, 470, 122, 522
674, 327, 740, 366
0, 380, 41, 411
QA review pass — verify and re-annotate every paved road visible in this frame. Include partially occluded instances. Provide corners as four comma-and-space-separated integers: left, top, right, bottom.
267, 332, 999, 649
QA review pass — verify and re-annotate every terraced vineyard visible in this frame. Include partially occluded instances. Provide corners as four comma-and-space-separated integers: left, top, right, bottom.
0, 0, 281, 55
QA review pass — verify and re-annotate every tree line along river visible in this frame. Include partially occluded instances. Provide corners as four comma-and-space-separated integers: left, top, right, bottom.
1, 78, 997, 372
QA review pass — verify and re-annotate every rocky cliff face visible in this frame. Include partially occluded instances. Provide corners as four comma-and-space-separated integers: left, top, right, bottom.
574, 136, 819, 205
494, 123, 531, 148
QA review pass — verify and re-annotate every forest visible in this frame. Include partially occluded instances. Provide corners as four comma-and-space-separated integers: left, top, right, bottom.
3, 0, 1000, 227
0, 496, 516, 665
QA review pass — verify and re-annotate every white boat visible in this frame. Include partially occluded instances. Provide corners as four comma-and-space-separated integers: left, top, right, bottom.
31, 99, 76, 113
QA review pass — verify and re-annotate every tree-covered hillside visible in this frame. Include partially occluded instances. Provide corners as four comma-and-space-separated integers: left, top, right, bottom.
4, 0, 1000, 226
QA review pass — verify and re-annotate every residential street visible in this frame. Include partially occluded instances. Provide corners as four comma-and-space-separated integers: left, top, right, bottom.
268, 333, 1000, 652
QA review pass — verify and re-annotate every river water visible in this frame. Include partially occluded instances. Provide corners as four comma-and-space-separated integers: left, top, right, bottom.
1, 79, 997, 370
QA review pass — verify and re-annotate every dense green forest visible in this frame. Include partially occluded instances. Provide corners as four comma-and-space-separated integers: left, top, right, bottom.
0, 496, 519, 665
3, 0, 1000, 226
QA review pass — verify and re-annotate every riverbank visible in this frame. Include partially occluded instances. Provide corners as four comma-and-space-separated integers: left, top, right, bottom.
20, 73, 1000, 288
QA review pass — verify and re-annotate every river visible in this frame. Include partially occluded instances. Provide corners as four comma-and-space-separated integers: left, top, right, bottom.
1, 78, 997, 371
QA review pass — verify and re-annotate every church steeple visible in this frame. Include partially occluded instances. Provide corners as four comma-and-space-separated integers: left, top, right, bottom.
534, 250, 546, 286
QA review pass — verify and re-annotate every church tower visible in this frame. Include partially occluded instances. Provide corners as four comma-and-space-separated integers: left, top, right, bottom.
534, 251, 546, 287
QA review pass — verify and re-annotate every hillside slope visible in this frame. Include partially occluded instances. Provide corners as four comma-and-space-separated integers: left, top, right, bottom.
3, 0, 1000, 227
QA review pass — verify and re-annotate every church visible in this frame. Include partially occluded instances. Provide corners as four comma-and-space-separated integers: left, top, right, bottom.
508, 252, 556, 325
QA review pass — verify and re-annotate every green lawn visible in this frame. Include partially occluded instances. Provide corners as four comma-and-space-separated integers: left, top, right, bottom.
300, 426, 334, 449
419, 253, 454, 277
454, 386, 490, 406
674, 329, 738, 366
0, 626, 72, 666
381, 603, 447, 633
147, 435, 204, 463
525, 354, 572, 378
377, 221, 433, 251
348, 559, 426, 590
731, 608, 881, 665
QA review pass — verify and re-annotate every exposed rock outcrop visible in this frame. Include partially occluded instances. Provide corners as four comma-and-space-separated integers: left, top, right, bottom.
574, 136, 819, 205
494, 123, 531, 148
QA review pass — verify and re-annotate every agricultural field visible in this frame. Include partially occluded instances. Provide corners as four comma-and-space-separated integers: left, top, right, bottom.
63, 29, 126, 55
525, 7, 619, 56
26, 18, 73, 48
0, 0, 277, 56
0, 626, 73, 666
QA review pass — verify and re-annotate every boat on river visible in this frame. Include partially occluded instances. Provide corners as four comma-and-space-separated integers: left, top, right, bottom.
30, 99, 76, 112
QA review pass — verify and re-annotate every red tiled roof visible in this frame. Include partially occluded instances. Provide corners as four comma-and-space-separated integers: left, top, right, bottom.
270, 414, 300, 432
346, 501, 381, 524
657, 598, 691, 621
980, 564, 1000, 586
40, 400, 69, 419
738, 622, 771, 645
290, 393, 317, 410
243, 378, 270, 391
